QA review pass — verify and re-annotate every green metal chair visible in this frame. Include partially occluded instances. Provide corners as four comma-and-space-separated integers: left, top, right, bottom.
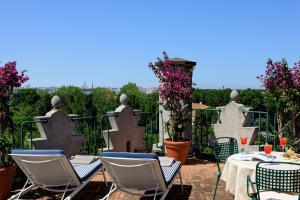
212, 137, 239, 200
247, 161, 300, 200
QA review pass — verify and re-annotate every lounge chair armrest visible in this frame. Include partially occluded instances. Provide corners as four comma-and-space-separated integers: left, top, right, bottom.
247, 175, 257, 198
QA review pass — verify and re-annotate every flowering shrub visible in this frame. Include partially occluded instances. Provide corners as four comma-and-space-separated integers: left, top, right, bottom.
258, 59, 300, 137
0, 61, 28, 167
149, 52, 193, 141
0, 62, 28, 111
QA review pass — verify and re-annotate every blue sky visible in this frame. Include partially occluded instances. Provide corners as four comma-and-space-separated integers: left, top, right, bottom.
0, 1, 300, 89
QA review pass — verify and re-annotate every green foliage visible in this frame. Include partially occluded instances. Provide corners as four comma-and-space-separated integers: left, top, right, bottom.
237, 89, 265, 111
192, 88, 231, 107
11, 89, 42, 122
119, 82, 146, 110
91, 88, 118, 117
192, 88, 277, 113
143, 93, 159, 113
35, 90, 52, 115
55, 86, 88, 116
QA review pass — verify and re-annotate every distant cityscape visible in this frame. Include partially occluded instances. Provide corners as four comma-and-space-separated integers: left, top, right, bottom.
14, 83, 159, 95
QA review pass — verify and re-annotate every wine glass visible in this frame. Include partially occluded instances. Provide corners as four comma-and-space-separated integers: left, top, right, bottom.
240, 136, 247, 153
279, 137, 287, 152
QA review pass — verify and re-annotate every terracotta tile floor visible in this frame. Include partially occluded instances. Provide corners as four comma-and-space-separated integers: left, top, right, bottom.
14, 158, 233, 200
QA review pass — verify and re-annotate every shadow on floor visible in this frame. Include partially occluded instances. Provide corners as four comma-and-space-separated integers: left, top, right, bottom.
185, 157, 214, 166
16, 182, 192, 200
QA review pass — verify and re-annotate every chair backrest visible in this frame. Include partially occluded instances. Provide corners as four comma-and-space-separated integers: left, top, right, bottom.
10, 150, 81, 187
256, 162, 300, 196
213, 137, 238, 162
100, 152, 167, 192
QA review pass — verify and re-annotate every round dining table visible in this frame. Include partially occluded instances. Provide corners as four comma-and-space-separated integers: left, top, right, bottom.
221, 151, 300, 200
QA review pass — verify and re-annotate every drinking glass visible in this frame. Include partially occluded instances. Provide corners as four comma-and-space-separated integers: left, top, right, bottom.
264, 144, 272, 156
279, 137, 287, 152
240, 136, 247, 153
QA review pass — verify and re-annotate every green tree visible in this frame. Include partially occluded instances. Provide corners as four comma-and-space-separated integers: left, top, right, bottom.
55, 86, 88, 116
119, 82, 146, 110
35, 90, 51, 115
91, 88, 118, 117
192, 88, 231, 107
143, 93, 159, 114
237, 89, 265, 111
11, 89, 40, 122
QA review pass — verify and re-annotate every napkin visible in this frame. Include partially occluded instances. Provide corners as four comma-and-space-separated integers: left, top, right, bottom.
70, 155, 100, 165
232, 153, 276, 162
232, 153, 254, 161
159, 157, 175, 167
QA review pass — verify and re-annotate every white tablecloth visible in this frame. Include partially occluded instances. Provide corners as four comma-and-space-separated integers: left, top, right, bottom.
221, 151, 300, 200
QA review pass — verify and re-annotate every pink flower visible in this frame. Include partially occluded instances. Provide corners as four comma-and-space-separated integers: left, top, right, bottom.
0, 61, 28, 108
149, 52, 193, 128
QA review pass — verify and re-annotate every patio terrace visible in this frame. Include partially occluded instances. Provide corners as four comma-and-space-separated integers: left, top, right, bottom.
11, 158, 232, 200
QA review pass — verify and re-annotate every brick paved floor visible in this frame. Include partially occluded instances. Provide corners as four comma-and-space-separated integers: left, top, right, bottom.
15, 158, 233, 200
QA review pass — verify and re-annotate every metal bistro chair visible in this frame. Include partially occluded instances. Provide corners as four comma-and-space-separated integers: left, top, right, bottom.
247, 161, 300, 200
212, 137, 239, 200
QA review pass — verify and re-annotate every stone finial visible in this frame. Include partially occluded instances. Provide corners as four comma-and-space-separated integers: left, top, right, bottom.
230, 90, 238, 101
51, 95, 62, 110
120, 94, 128, 105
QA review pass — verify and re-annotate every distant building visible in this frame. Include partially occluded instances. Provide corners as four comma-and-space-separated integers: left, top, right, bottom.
146, 87, 158, 95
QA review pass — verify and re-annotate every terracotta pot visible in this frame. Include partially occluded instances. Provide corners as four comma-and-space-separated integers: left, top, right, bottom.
164, 139, 191, 164
0, 165, 16, 200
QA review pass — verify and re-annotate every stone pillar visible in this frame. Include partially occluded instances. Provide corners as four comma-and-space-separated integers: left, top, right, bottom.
155, 57, 196, 151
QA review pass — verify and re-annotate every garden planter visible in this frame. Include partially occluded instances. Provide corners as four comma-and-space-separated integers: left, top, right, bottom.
164, 139, 191, 164
0, 165, 16, 200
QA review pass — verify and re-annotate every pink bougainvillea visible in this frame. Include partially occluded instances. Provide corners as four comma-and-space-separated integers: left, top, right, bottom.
258, 59, 295, 93
0, 61, 28, 111
258, 59, 300, 108
292, 60, 300, 88
258, 58, 300, 136
149, 52, 193, 140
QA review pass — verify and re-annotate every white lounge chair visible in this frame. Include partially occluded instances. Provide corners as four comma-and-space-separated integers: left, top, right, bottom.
100, 152, 182, 200
9, 149, 105, 200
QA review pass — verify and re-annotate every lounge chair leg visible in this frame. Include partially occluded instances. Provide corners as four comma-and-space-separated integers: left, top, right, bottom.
213, 175, 221, 200
153, 183, 159, 200
101, 184, 117, 200
64, 180, 90, 200
159, 188, 169, 200
61, 180, 71, 200
102, 169, 108, 187
8, 180, 34, 200
179, 171, 183, 192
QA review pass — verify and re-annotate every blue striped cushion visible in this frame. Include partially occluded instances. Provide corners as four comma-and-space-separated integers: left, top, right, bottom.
101, 152, 158, 160
72, 159, 102, 181
11, 149, 64, 155
161, 161, 181, 185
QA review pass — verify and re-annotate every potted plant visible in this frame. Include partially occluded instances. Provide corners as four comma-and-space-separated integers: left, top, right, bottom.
149, 52, 193, 164
0, 61, 28, 200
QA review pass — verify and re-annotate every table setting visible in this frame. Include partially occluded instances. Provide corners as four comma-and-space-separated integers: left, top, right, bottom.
221, 135, 300, 200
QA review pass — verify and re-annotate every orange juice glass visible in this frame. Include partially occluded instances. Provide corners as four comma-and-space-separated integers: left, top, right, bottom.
264, 144, 272, 156
279, 137, 287, 147
240, 136, 247, 145
240, 136, 247, 153
279, 137, 287, 152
